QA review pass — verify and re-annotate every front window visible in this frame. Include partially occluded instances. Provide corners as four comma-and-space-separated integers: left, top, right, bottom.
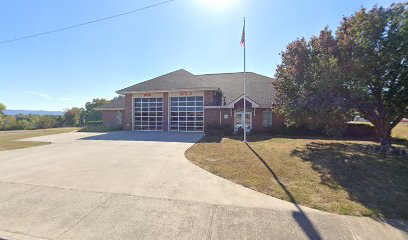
116, 111, 122, 125
262, 111, 272, 127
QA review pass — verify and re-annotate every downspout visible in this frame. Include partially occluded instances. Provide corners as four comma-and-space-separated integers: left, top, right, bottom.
219, 107, 222, 128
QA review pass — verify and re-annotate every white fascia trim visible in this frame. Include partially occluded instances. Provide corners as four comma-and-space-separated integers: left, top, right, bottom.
227, 95, 260, 108
204, 106, 232, 109
96, 108, 125, 111
116, 87, 220, 95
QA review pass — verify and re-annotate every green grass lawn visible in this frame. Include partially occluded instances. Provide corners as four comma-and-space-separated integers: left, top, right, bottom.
392, 123, 408, 140
185, 124, 408, 219
0, 127, 80, 151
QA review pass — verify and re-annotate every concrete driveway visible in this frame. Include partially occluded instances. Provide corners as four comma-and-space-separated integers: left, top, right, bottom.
0, 131, 406, 240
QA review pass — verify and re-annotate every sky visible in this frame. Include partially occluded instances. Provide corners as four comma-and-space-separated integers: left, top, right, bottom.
0, 0, 402, 111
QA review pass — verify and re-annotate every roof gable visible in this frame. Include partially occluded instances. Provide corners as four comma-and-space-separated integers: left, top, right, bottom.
113, 70, 277, 108
227, 95, 260, 108
198, 72, 276, 108
117, 69, 218, 94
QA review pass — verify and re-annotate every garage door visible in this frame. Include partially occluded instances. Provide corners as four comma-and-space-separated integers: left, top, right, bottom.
134, 97, 163, 131
170, 96, 204, 132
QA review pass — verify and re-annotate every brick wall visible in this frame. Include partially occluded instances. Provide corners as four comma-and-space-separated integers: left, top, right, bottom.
163, 92, 169, 131
204, 108, 234, 133
123, 94, 133, 131
204, 90, 222, 106
114, 91, 287, 133
252, 108, 285, 133
204, 107, 286, 134
102, 110, 124, 128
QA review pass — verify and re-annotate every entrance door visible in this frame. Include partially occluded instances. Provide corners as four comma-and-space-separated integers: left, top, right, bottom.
234, 111, 252, 131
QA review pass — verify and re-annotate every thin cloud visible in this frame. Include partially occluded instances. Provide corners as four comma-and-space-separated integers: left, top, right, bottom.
26, 91, 53, 100
26, 91, 77, 102
58, 97, 74, 101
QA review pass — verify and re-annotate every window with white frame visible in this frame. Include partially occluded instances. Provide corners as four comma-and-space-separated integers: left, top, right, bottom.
134, 98, 163, 131
170, 96, 204, 131
262, 111, 273, 127
116, 111, 122, 125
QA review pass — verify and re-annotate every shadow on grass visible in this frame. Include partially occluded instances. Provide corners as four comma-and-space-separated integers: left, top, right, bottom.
246, 143, 322, 240
291, 142, 408, 220
197, 135, 222, 143
392, 137, 408, 148
210, 133, 380, 143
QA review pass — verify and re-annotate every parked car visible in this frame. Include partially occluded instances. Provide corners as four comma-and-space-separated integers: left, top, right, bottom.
234, 124, 251, 135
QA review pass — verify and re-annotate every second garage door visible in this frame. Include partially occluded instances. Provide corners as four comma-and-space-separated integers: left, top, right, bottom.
170, 96, 204, 132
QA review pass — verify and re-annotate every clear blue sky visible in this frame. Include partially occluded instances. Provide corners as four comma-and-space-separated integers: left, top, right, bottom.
0, 0, 401, 111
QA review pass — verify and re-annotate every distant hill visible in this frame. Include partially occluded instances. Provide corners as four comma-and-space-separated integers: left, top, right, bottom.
4, 110, 63, 116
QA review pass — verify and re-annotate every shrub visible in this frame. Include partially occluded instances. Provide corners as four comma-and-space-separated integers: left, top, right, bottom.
15, 119, 32, 130
36, 116, 56, 129
87, 120, 103, 126
346, 122, 376, 138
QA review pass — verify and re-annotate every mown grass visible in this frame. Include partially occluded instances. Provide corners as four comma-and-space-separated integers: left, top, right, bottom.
392, 123, 408, 141
0, 127, 80, 151
185, 124, 408, 219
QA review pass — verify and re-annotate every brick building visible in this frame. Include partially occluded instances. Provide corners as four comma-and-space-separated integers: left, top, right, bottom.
96, 69, 285, 133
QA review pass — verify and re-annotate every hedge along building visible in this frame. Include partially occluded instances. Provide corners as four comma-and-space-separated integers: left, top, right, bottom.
96, 69, 285, 133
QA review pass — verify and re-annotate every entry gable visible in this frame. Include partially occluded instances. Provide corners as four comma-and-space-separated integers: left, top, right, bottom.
227, 95, 260, 108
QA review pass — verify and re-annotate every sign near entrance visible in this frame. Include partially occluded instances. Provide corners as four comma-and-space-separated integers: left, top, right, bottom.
143, 93, 152, 97
179, 91, 192, 96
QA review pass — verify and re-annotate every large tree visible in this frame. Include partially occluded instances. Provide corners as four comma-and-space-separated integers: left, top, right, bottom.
275, 3, 408, 148
0, 103, 6, 129
275, 29, 351, 135
336, 3, 408, 147
0, 103, 5, 115
64, 107, 82, 127
0, 103, 5, 126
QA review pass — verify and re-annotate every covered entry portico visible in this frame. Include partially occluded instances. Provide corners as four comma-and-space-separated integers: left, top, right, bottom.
228, 95, 259, 132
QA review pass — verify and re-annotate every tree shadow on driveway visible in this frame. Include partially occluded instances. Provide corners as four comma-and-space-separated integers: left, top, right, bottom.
291, 142, 408, 220
246, 143, 323, 240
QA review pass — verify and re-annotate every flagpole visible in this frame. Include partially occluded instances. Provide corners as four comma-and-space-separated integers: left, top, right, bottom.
243, 17, 247, 143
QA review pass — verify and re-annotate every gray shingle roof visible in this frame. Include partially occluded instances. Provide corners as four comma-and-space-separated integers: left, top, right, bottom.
103, 69, 276, 109
117, 69, 218, 93
95, 96, 125, 110
198, 72, 276, 108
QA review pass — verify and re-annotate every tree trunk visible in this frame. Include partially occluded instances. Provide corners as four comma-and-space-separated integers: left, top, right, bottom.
375, 121, 392, 150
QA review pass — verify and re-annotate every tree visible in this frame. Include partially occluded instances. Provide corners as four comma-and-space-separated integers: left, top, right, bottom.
1, 115, 16, 130
84, 98, 109, 123
275, 3, 408, 148
0, 103, 5, 115
16, 119, 32, 130
37, 116, 56, 129
64, 107, 81, 127
275, 29, 352, 135
336, 3, 408, 148
0, 103, 5, 128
